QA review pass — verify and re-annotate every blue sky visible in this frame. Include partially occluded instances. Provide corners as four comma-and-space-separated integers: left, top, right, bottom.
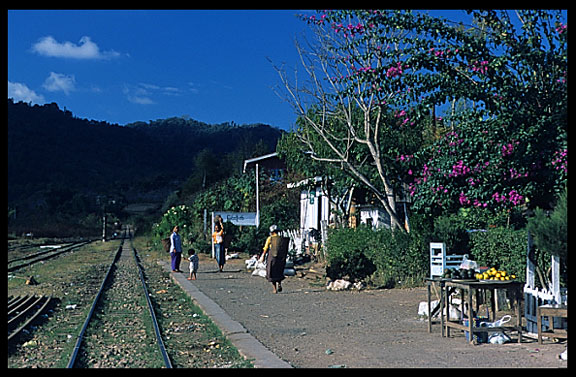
8, 10, 566, 131
8, 10, 311, 130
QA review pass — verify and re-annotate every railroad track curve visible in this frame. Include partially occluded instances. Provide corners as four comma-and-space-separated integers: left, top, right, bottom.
8, 295, 53, 343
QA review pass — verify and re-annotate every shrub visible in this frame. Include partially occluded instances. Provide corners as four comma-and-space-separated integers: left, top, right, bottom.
152, 204, 194, 250
430, 208, 527, 254
326, 249, 376, 282
469, 228, 526, 280
223, 223, 262, 255
432, 214, 469, 253
527, 188, 567, 262
326, 227, 374, 282
326, 226, 428, 288
366, 229, 428, 288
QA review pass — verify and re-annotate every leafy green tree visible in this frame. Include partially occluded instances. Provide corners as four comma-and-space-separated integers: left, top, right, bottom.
153, 204, 194, 246
277, 119, 359, 224
277, 10, 566, 225
382, 10, 568, 214
274, 14, 434, 230
190, 173, 256, 215
527, 188, 567, 262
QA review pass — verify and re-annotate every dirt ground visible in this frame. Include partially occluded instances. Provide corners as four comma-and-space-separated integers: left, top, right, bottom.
180, 253, 567, 368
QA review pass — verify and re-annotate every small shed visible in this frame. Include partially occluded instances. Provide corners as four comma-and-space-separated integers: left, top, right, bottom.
287, 176, 331, 234
357, 204, 391, 229
243, 152, 286, 182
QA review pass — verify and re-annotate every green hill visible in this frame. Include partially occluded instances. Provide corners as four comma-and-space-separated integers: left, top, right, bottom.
7, 99, 283, 236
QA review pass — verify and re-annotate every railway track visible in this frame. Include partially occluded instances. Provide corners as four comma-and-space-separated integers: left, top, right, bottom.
8, 240, 95, 272
8, 295, 53, 342
66, 227, 172, 368
8, 229, 251, 368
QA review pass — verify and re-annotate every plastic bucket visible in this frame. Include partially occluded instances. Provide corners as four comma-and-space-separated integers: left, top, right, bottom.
463, 318, 488, 343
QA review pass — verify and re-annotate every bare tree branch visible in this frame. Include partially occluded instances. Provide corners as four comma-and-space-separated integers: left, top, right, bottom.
271, 18, 406, 230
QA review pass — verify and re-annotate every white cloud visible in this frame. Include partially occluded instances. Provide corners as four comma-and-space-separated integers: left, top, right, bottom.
31, 35, 120, 60
8, 81, 45, 104
127, 94, 155, 105
123, 84, 155, 105
140, 83, 182, 96
188, 82, 200, 94
160, 86, 181, 96
43, 72, 76, 95
123, 83, 183, 105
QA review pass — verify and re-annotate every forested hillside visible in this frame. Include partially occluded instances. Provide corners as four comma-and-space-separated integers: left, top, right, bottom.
7, 99, 283, 236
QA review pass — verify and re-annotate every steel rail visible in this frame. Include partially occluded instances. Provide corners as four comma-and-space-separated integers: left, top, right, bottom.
8, 295, 23, 307
129, 232, 173, 368
8, 296, 52, 342
67, 227, 172, 368
8, 295, 30, 312
8, 243, 38, 252
8, 240, 94, 272
8, 295, 38, 320
66, 237, 124, 368
7, 242, 78, 264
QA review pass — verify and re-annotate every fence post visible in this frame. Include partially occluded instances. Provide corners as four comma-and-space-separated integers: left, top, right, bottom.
320, 219, 328, 261
526, 231, 535, 287
524, 231, 536, 333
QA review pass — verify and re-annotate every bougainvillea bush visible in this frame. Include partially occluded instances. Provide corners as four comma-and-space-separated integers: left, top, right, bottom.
297, 10, 566, 219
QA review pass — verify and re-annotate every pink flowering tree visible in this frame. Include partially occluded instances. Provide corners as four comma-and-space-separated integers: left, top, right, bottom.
396, 10, 568, 214
274, 13, 413, 230
275, 10, 448, 230
276, 10, 567, 225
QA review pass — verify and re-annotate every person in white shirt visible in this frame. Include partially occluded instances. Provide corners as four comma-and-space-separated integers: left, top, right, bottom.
170, 225, 182, 272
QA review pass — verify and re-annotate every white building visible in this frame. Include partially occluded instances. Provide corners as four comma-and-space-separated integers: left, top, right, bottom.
288, 177, 331, 233
358, 205, 392, 229
288, 176, 395, 239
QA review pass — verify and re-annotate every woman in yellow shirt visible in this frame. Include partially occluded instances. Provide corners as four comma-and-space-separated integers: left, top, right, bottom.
212, 220, 225, 272
259, 225, 289, 293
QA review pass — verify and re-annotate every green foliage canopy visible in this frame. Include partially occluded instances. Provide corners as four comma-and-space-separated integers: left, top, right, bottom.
292, 10, 567, 219
527, 188, 567, 262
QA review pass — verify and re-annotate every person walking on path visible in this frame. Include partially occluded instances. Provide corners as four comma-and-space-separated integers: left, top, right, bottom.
170, 225, 183, 272
212, 219, 226, 272
259, 225, 289, 293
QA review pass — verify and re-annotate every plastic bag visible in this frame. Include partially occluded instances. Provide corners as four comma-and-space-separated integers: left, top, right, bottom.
244, 256, 259, 269
488, 332, 511, 344
252, 267, 267, 277
483, 315, 512, 344
459, 255, 478, 270
485, 315, 511, 327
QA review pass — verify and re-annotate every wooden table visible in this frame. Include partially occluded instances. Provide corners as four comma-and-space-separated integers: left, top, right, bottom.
537, 304, 567, 344
425, 278, 445, 334
442, 280, 524, 344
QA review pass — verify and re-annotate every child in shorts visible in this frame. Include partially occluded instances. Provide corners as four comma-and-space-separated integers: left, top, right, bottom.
187, 248, 199, 280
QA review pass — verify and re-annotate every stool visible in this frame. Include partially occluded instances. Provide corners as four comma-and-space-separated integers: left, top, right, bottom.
537, 304, 568, 344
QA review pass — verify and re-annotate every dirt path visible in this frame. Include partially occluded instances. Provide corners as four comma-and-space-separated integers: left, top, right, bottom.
180, 254, 566, 368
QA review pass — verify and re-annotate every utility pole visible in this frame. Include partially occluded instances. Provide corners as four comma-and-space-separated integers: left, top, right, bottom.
102, 215, 107, 242
255, 163, 260, 228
